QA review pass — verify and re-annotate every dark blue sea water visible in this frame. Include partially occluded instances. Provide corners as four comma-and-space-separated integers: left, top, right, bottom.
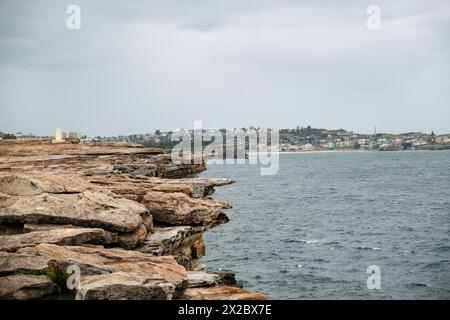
200, 151, 450, 299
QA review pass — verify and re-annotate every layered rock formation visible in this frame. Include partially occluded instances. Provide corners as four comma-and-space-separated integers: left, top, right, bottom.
0, 140, 264, 300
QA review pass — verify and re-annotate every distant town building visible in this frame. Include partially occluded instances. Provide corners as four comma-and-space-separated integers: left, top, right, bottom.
436, 135, 450, 144
301, 143, 314, 151
63, 131, 86, 140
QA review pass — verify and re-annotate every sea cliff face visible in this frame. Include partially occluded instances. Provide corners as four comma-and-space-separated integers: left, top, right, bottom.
0, 140, 265, 300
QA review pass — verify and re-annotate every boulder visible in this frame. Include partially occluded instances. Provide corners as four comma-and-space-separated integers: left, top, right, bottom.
186, 271, 236, 288
0, 251, 49, 276
76, 272, 176, 300
213, 272, 238, 286
188, 259, 208, 272
141, 191, 228, 225
136, 226, 205, 256
187, 271, 219, 288
117, 224, 148, 249
0, 274, 56, 300
153, 154, 206, 179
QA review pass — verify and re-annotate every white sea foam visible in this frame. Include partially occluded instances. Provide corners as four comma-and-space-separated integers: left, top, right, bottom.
302, 239, 321, 244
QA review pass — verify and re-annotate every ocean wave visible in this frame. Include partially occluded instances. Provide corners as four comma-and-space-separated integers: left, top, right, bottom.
397, 225, 414, 232
313, 258, 330, 262
403, 282, 450, 295
296, 273, 350, 284
281, 238, 322, 244
406, 282, 431, 288
434, 245, 450, 252
357, 246, 382, 251
420, 260, 449, 269
302, 239, 321, 244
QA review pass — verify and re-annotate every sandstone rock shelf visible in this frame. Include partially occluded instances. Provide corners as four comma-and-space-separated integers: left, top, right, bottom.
0, 140, 265, 300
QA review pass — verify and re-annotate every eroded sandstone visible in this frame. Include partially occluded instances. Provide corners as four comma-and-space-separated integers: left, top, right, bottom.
0, 175, 146, 233
0, 140, 265, 300
0, 274, 56, 300
18, 244, 188, 298
0, 228, 110, 252
182, 286, 267, 300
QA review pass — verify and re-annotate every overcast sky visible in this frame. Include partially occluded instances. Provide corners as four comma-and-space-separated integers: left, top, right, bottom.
0, 0, 449, 136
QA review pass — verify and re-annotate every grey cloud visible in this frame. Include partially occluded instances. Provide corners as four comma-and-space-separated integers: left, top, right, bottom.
0, 0, 449, 136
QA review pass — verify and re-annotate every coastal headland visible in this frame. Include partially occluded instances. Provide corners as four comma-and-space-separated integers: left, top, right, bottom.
0, 139, 265, 300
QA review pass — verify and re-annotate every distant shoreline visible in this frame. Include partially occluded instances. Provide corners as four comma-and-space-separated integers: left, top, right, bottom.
248, 149, 450, 155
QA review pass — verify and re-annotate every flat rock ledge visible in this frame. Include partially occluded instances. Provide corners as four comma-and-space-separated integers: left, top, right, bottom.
0, 140, 265, 300
183, 286, 267, 300
0, 228, 111, 252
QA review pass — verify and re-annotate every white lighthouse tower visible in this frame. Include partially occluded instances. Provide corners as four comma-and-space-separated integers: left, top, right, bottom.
52, 127, 65, 143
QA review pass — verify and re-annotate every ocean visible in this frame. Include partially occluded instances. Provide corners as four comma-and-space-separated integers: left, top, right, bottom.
200, 151, 450, 299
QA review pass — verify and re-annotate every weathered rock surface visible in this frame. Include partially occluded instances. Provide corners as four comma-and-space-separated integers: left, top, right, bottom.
0, 274, 56, 300
90, 176, 234, 198
76, 272, 176, 300
166, 178, 235, 198
0, 140, 203, 178
186, 271, 237, 288
140, 212, 153, 232
0, 228, 110, 252
113, 164, 157, 177
212, 272, 238, 286
136, 226, 207, 269
137, 226, 205, 256
22, 223, 119, 244
189, 259, 208, 272
117, 224, 148, 249
190, 238, 206, 259
0, 251, 49, 276
0, 140, 263, 300
0, 175, 146, 233
89, 175, 195, 198
153, 154, 206, 179
86, 175, 232, 226
182, 286, 266, 300
18, 244, 188, 298
141, 191, 229, 225
187, 271, 219, 288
